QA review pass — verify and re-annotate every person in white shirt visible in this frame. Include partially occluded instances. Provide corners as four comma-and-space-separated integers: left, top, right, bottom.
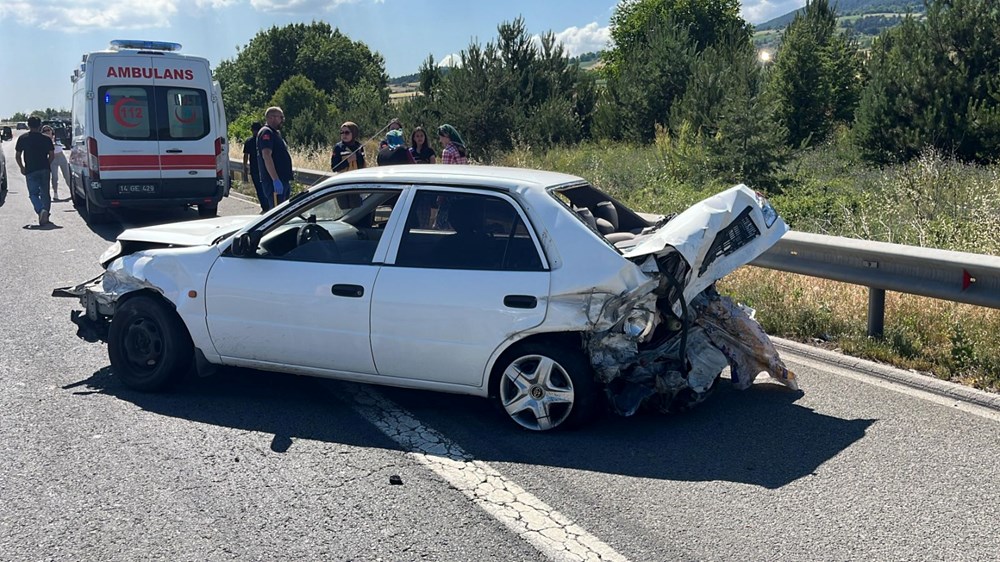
41, 125, 70, 200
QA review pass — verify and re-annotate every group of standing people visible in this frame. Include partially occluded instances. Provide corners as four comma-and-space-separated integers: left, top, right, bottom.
242, 111, 469, 213
330, 117, 468, 171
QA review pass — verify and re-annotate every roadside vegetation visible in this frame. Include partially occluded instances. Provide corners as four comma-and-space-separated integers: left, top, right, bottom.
220, 0, 999, 390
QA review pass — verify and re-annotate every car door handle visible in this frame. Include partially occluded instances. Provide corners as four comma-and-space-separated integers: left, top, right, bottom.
504, 295, 537, 309
165, 149, 183, 153
331, 284, 364, 298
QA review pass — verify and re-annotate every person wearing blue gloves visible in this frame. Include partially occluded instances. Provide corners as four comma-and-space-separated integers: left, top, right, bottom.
256, 106, 294, 210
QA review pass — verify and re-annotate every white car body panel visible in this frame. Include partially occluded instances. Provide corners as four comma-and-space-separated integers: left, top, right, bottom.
62, 165, 796, 411
370, 268, 549, 388
117, 214, 255, 246
205, 257, 378, 374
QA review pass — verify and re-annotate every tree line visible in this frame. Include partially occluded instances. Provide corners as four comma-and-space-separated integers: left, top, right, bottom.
212, 0, 999, 187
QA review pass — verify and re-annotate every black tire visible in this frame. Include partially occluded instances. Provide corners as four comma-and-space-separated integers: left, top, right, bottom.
198, 204, 218, 217
70, 177, 85, 208
85, 192, 111, 224
491, 342, 599, 431
108, 295, 194, 392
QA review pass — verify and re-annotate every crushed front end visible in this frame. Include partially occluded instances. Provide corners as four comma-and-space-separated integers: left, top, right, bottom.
584, 185, 798, 416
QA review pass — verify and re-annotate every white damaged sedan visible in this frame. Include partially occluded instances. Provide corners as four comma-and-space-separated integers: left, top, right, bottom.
56, 165, 797, 431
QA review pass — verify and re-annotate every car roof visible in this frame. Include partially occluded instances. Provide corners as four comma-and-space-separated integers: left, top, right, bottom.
323, 164, 587, 193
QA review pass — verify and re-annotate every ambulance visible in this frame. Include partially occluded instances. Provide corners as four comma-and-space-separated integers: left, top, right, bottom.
69, 40, 229, 223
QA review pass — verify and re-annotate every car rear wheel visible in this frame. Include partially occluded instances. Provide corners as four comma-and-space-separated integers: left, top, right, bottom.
70, 177, 85, 208
108, 295, 193, 391
493, 342, 599, 431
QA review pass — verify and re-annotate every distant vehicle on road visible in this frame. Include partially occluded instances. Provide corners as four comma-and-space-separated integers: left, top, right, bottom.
68, 39, 230, 225
41, 119, 71, 149
0, 133, 7, 192
16, 122, 28, 130
1, 126, 11, 141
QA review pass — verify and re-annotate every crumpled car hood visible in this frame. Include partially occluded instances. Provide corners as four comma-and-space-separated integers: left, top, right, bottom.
117, 215, 257, 247
622, 184, 788, 306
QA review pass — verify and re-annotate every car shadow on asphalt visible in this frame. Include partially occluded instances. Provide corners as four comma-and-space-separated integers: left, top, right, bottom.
378, 379, 876, 490
65, 367, 874, 489
64, 366, 400, 453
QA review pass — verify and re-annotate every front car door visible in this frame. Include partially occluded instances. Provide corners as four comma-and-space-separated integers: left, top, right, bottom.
370, 188, 550, 388
204, 187, 404, 376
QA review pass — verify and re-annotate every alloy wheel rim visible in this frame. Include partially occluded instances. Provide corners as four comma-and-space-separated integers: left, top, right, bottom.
500, 354, 575, 431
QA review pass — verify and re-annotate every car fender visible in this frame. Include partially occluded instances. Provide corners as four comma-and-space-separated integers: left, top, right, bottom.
104, 246, 222, 359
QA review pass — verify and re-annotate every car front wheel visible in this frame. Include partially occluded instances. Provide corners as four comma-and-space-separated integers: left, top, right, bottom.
108, 295, 193, 391
493, 342, 599, 431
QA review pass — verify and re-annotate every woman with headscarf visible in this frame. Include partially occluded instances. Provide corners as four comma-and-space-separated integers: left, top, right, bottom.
437, 124, 468, 164
331, 121, 366, 172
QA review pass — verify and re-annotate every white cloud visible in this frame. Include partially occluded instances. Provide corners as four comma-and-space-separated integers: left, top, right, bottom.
438, 53, 462, 68
549, 22, 610, 56
248, 0, 368, 11
740, 0, 806, 25
0, 0, 178, 29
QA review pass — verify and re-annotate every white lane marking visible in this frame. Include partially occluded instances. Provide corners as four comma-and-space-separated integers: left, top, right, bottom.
784, 353, 1000, 423
346, 384, 629, 562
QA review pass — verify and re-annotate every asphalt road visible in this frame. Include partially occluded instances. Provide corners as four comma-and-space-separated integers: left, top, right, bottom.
2, 143, 999, 561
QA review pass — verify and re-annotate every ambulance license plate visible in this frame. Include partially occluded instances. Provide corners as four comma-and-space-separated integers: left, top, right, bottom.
120, 184, 156, 194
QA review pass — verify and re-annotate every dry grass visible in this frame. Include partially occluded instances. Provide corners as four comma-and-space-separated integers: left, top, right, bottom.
719, 267, 1000, 391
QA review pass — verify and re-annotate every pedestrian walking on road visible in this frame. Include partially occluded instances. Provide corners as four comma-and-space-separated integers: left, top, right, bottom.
42, 125, 70, 201
256, 107, 293, 211
15, 116, 54, 225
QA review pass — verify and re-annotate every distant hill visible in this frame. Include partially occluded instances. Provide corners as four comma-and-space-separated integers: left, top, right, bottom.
755, 0, 924, 31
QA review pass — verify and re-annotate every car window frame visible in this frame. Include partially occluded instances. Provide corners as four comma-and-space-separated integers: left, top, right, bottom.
384, 185, 550, 272
224, 182, 409, 265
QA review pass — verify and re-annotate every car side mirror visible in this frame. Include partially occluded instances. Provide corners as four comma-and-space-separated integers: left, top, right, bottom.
230, 231, 261, 257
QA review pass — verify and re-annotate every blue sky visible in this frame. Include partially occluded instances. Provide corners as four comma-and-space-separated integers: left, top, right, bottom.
0, 0, 806, 117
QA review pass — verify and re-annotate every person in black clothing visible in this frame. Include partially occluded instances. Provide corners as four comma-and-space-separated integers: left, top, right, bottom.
409, 126, 436, 164
14, 115, 54, 225
377, 130, 416, 166
243, 122, 266, 212
256, 107, 293, 211
331, 121, 365, 172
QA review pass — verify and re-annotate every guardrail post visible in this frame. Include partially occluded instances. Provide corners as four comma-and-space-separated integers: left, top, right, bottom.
868, 287, 885, 339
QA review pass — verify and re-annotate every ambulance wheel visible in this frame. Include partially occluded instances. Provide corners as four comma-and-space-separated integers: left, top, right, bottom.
85, 194, 111, 224
198, 204, 218, 218
108, 295, 193, 392
70, 178, 85, 208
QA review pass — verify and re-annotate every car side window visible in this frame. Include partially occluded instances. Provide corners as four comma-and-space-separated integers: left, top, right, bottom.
254, 190, 400, 265
395, 191, 544, 271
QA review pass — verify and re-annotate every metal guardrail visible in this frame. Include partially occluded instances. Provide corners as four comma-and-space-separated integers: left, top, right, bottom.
751, 230, 1000, 336
229, 158, 1000, 337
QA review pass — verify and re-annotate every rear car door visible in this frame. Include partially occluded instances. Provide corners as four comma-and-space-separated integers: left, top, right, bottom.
370, 188, 550, 387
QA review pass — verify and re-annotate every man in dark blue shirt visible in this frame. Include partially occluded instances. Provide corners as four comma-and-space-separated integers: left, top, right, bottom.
256, 107, 293, 211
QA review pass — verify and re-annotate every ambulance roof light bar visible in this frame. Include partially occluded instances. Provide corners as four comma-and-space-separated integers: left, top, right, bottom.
109, 40, 182, 52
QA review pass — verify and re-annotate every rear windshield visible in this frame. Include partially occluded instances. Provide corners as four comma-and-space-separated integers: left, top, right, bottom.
99, 85, 210, 141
